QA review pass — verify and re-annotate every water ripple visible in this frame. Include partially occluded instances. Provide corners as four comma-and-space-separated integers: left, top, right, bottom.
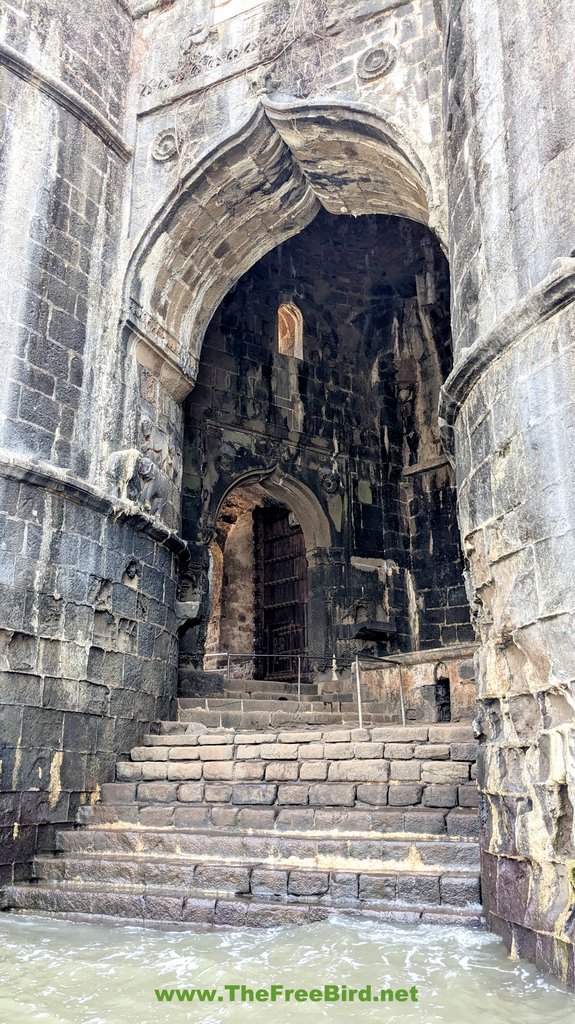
0, 914, 573, 1024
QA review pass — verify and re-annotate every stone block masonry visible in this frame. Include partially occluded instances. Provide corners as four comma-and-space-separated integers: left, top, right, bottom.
0, 0, 573, 990
0, 0, 133, 476
442, 0, 575, 985
0, 0, 184, 889
0, 476, 181, 884
184, 211, 469, 669
92, 723, 479, 835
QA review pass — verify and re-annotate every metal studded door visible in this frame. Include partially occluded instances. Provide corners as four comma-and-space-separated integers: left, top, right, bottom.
253, 506, 308, 680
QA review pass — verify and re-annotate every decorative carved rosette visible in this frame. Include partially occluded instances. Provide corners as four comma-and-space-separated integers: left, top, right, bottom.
151, 129, 181, 162
357, 44, 397, 82
320, 468, 341, 494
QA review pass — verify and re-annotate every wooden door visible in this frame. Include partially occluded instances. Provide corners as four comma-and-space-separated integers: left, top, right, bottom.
253, 506, 308, 679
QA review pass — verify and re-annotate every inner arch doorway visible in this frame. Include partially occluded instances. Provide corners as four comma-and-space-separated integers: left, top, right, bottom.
205, 480, 311, 680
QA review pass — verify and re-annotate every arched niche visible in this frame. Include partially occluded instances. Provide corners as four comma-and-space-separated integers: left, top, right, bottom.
205, 468, 336, 670
278, 302, 303, 358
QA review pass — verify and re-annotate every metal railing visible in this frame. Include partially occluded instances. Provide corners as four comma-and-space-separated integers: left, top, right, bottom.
356, 654, 407, 727
204, 650, 407, 725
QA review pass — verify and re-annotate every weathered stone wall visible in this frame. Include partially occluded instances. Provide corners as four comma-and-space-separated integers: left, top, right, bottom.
360, 644, 477, 723
0, 0, 132, 474
216, 505, 256, 667
445, 0, 575, 356
0, 1, 184, 882
108, 722, 479, 837
1, 0, 573, 987
0, 474, 180, 883
126, 0, 448, 377
443, 0, 575, 986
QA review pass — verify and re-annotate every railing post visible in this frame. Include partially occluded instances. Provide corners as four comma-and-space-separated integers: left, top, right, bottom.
297, 656, 301, 704
355, 654, 363, 730
398, 665, 406, 727
227, 653, 231, 686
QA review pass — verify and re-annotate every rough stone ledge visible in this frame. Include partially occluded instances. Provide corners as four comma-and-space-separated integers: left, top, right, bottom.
359, 642, 478, 667
0, 41, 132, 161
0, 449, 186, 554
440, 256, 575, 438
1, 889, 485, 931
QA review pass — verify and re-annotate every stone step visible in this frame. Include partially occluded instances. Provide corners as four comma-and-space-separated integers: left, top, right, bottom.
181, 695, 386, 713
113, 770, 478, 802
100, 776, 476, 811
148, 724, 477, 744
179, 697, 353, 712
27, 855, 480, 910
77, 801, 479, 836
54, 826, 480, 868
0, 882, 483, 929
112, 727, 477, 815
224, 679, 320, 696
176, 707, 397, 729
223, 690, 349, 703
133, 726, 477, 758
154, 722, 477, 743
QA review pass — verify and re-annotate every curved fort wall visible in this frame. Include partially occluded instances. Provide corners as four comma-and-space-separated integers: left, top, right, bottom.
443, 0, 575, 983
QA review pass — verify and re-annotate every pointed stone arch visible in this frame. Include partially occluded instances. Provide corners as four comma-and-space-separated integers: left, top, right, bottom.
206, 466, 336, 669
124, 100, 440, 402
213, 465, 333, 557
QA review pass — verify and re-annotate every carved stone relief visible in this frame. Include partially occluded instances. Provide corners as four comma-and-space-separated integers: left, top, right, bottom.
247, 62, 278, 97
106, 417, 181, 522
151, 128, 181, 162
357, 44, 397, 81
320, 468, 341, 493
137, 456, 167, 515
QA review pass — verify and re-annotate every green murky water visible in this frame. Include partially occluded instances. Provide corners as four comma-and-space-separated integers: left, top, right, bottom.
1, 914, 573, 1024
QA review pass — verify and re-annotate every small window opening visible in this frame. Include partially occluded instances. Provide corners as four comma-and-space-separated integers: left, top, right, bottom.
435, 677, 451, 722
278, 302, 303, 358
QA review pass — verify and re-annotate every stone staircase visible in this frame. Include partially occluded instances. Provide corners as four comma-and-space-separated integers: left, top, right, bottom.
0, 681, 483, 930
178, 673, 399, 730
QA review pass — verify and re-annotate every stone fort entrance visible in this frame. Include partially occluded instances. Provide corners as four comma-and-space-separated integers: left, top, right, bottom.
2, 0, 575, 986
204, 482, 310, 682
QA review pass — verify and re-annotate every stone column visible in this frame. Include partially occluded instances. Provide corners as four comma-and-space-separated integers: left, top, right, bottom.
442, 0, 575, 985
306, 548, 340, 671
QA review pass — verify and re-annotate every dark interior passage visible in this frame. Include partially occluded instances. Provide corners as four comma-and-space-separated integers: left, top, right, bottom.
180, 210, 472, 682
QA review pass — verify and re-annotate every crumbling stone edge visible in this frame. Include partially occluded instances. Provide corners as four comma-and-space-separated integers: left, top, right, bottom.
439, 256, 575, 454
0, 448, 187, 555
